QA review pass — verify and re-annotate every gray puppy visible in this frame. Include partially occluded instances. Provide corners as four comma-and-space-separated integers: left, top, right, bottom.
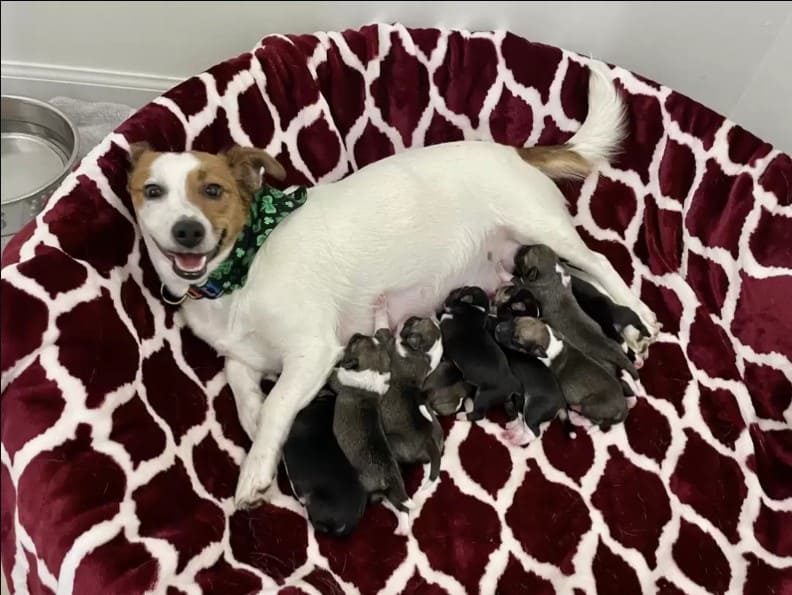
514, 244, 638, 379
330, 333, 411, 511
422, 361, 474, 416
378, 318, 445, 480
495, 316, 627, 429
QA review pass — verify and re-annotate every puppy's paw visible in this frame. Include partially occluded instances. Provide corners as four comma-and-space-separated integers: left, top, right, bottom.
234, 449, 278, 510
568, 409, 595, 431
501, 419, 536, 446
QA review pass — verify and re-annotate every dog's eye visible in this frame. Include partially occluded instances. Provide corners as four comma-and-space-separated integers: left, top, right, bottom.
204, 183, 223, 199
143, 184, 163, 199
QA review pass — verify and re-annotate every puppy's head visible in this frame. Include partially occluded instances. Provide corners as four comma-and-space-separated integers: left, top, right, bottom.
494, 316, 550, 358
127, 143, 286, 288
514, 244, 559, 284
339, 334, 391, 374
493, 285, 540, 320
393, 317, 443, 381
444, 286, 489, 313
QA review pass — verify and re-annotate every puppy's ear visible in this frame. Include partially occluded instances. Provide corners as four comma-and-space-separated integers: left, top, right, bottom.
339, 354, 359, 370
403, 333, 423, 351
225, 145, 287, 193
128, 142, 152, 168
526, 267, 539, 282
530, 344, 548, 358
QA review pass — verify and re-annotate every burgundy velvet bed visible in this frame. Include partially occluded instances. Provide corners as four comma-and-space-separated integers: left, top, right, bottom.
2, 24, 791, 594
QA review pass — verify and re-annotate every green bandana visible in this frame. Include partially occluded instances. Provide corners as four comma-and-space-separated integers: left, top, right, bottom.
186, 185, 308, 300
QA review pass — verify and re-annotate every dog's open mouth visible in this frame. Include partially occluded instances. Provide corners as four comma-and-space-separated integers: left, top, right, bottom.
167, 251, 211, 280
155, 240, 223, 281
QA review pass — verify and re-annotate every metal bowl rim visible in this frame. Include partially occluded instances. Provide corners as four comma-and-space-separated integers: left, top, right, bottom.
1, 94, 80, 206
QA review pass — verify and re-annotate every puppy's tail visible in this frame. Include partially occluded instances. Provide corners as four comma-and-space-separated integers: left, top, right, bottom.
517, 60, 626, 179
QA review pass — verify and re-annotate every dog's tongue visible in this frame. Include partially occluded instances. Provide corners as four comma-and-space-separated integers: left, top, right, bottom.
173, 253, 207, 272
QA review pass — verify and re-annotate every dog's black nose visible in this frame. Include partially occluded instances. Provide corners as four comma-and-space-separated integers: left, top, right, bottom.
171, 219, 205, 248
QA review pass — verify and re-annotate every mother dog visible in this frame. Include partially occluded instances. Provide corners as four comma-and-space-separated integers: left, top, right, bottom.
127, 61, 658, 508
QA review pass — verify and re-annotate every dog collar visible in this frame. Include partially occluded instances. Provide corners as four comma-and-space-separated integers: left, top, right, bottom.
162, 184, 308, 304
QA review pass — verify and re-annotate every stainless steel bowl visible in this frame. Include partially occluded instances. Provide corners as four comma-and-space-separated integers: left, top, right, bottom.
1, 95, 79, 251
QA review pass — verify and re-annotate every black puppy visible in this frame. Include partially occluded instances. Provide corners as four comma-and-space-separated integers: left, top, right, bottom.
283, 388, 367, 536
514, 245, 638, 379
330, 333, 411, 512
491, 289, 567, 442
422, 361, 474, 416
496, 316, 628, 429
379, 318, 445, 480
440, 286, 522, 421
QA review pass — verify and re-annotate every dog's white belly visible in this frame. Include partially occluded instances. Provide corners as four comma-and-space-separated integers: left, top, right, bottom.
339, 232, 520, 337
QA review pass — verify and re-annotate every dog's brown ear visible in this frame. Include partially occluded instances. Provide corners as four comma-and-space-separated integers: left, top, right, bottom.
128, 142, 152, 168
226, 145, 287, 194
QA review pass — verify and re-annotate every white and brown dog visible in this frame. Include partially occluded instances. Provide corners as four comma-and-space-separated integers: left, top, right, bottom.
127, 62, 658, 509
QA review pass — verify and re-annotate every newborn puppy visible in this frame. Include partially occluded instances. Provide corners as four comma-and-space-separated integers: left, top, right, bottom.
422, 361, 474, 416
283, 388, 367, 536
568, 275, 649, 364
514, 245, 638, 379
330, 334, 411, 511
379, 317, 445, 480
440, 287, 522, 421
492, 284, 541, 321
496, 317, 627, 429
490, 285, 566, 441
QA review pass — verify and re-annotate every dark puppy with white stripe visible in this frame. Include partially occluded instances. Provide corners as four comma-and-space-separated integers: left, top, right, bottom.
283, 387, 367, 536
378, 317, 445, 480
496, 316, 627, 429
330, 334, 411, 511
492, 285, 567, 442
514, 245, 638, 379
440, 286, 522, 421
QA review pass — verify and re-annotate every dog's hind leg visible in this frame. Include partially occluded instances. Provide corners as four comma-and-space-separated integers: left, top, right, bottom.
234, 339, 342, 509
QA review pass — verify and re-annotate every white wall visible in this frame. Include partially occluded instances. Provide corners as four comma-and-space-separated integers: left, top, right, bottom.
1, 1, 790, 144
3, 1, 790, 150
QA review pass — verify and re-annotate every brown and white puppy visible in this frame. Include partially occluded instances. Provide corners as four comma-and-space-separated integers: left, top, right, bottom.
378, 318, 445, 481
329, 334, 412, 511
127, 143, 285, 283
495, 317, 627, 429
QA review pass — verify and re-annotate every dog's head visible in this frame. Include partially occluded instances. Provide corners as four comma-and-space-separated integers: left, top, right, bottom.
493, 284, 540, 320
127, 143, 286, 289
444, 286, 489, 314
513, 244, 560, 284
339, 334, 391, 374
392, 317, 443, 382
494, 316, 551, 358
332, 333, 392, 395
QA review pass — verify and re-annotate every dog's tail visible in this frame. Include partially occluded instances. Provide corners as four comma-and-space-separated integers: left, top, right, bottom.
517, 60, 626, 179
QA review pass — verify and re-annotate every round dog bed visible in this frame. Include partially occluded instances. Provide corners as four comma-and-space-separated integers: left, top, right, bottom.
2, 24, 790, 594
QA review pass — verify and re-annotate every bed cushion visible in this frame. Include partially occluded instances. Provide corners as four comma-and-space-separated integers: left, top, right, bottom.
2, 23, 791, 594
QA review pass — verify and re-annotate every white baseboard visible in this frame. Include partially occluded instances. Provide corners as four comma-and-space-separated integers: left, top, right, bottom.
1, 60, 183, 108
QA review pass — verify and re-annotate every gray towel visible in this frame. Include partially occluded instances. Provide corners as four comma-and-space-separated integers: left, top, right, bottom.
49, 96, 135, 160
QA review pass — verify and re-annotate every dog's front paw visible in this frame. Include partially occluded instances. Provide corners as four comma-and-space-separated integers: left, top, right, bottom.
235, 449, 278, 510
